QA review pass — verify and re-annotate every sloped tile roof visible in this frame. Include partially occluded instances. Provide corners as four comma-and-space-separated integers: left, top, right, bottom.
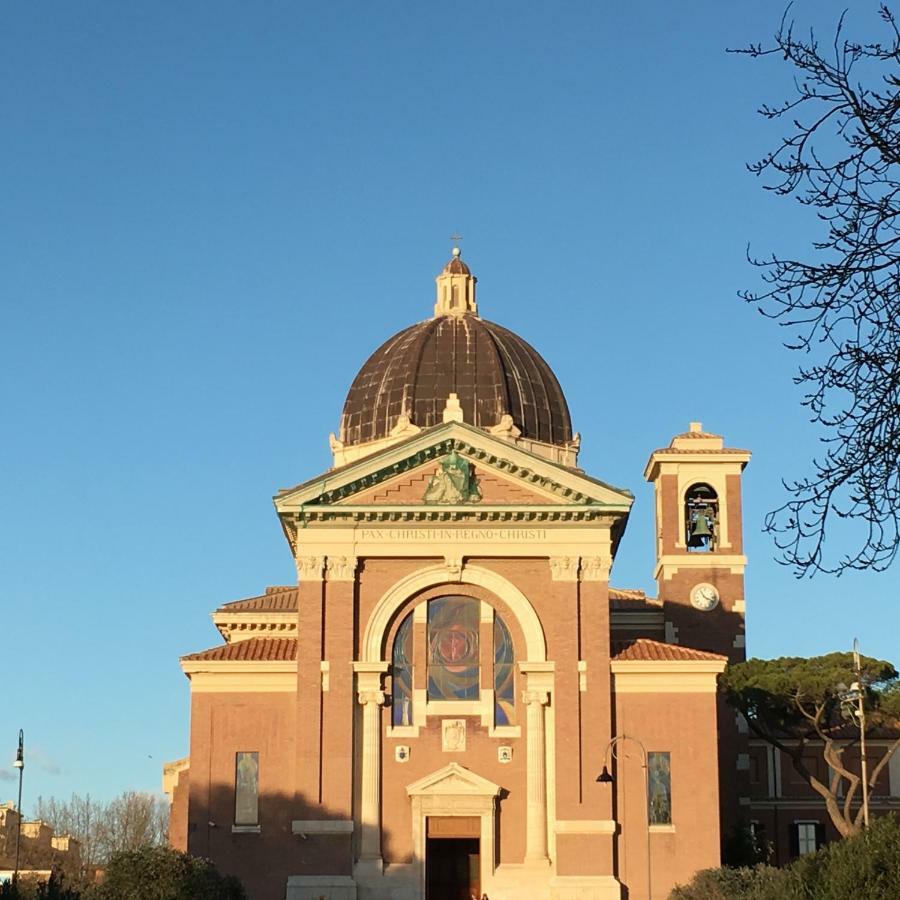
612, 638, 726, 662
182, 638, 298, 662
217, 587, 298, 613
609, 588, 661, 610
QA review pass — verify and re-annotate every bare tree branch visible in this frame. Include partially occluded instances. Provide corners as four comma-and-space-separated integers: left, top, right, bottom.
735, 5, 900, 576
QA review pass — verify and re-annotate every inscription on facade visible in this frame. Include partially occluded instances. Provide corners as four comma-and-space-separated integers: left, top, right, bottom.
359, 528, 548, 542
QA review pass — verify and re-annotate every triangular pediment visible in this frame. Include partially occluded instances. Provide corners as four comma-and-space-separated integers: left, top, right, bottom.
406, 762, 501, 798
345, 457, 563, 505
274, 421, 633, 514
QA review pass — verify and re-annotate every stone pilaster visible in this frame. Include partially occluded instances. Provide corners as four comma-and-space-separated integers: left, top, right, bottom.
524, 688, 550, 864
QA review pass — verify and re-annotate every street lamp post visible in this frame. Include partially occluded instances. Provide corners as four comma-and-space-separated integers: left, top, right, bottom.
839, 640, 870, 829
13, 730, 24, 883
853, 639, 870, 828
597, 734, 652, 900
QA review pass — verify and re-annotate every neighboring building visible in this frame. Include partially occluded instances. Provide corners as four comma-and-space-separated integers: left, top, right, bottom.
167, 250, 753, 899
746, 734, 900, 864
0, 803, 82, 884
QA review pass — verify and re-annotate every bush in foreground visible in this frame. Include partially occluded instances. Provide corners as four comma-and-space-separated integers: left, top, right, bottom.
0, 847, 245, 900
92, 846, 245, 900
670, 814, 900, 900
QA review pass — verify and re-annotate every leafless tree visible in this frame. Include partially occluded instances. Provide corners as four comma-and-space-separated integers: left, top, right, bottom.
737, 5, 900, 576
32, 790, 168, 870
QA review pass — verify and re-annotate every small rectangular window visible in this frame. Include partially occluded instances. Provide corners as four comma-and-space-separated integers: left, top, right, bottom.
648, 751, 672, 825
796, 822, 817, 855
235, 751, 259, 826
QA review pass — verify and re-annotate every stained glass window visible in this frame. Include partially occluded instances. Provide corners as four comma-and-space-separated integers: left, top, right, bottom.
392, 613, 414, 726
648, 752, 672, 825
234, 751, 259, 826
493, 615, 515, 725
427, 597, 480, 701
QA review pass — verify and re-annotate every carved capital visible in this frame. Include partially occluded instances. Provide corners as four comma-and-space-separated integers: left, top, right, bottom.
357, 690, 385, 707
580, 556, 611, 582
522, 689, 549, 707
296, 555, 325, 581
549, 556, 580, 582
326, 555, 358, 582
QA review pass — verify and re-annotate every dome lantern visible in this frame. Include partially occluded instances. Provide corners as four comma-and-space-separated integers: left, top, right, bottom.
434, 247, 477, 318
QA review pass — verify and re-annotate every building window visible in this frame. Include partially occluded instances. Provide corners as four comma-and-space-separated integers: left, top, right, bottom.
794, 821, 822, 856
392, 614, 414, 726
427, 597, 480, 701
493, 615, 515, 725
234, 752, 259, 826
685, 483, 718, 552
390, 597, 517, 724
648, 752, 672, 825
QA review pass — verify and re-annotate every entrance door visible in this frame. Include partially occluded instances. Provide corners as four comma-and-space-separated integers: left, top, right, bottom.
426, 836, 480, 900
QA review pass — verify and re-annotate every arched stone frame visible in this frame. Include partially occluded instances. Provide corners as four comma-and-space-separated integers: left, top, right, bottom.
354, 563, 553, 879
362, 563, 547, 664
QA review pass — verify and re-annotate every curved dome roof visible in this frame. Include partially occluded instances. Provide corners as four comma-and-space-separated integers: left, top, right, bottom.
339, 254, 573, 448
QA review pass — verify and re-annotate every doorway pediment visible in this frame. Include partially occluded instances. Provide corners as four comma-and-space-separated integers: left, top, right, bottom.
406, 762, 501, 800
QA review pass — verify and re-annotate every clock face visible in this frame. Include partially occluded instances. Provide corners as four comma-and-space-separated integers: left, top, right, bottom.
690, 583, 720, 611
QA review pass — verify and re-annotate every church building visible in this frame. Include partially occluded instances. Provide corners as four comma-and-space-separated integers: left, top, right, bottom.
166, 249, 751, 900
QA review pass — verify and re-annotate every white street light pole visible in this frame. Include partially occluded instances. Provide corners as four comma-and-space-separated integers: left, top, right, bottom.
597, 734, 652, 900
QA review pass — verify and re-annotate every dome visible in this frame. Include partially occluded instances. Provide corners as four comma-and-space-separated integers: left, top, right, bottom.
339, 253, 573, 448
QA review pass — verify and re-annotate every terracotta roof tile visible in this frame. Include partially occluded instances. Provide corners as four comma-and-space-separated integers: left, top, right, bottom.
218, 588, 298, 613
612, 638, 726, 662
672, 429, 723, 440
609, 588, 661, 611
182, 638, 298, 662
651, 447, 750, 456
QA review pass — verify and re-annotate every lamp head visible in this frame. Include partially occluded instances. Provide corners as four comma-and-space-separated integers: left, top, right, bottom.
596, 766, 613, 784
13, 730, 23, 769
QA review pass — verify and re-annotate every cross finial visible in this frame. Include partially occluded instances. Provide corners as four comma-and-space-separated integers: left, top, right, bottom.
450, 231, 462, 257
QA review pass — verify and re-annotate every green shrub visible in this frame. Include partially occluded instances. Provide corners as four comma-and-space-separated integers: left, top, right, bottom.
669, 814, 900, 900
88, 847, 245, 900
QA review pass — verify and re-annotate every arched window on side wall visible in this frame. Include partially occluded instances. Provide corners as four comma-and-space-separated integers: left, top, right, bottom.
494, 614, 515, 725
392, 613, 414, 726
685, 482, 719, 552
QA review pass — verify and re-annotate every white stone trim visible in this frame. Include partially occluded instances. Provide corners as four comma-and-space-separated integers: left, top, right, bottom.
286, 875, 356, 900
291, 820, 353, 835
407, 763, 500, 899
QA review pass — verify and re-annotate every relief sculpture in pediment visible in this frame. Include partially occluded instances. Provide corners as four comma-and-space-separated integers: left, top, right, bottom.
423, 451, 482, 504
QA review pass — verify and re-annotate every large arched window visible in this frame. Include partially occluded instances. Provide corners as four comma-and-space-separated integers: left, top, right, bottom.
390, 596, 516, 727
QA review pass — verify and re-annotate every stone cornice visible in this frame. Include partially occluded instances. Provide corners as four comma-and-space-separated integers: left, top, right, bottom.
276, 425, 633, 512
212, 613, 297, 642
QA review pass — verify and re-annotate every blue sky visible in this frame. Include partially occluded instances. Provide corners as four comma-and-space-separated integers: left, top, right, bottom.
2, 1, 897, 804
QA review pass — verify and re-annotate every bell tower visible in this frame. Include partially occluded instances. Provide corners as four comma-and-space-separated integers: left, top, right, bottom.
645, 422, 752, 842
643, 422, 751, 659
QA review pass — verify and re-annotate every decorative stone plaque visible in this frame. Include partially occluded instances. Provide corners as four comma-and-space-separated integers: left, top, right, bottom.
498, 745, 512, 764
441, 719, 466, 752
395, 745, 410, 763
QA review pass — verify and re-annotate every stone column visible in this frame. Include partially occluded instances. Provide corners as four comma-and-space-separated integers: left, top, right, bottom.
524, 688, 550, 863
358, 690, 384, 861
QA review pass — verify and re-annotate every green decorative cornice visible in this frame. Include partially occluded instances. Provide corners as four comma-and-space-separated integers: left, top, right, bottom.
308, 438, 604, 507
